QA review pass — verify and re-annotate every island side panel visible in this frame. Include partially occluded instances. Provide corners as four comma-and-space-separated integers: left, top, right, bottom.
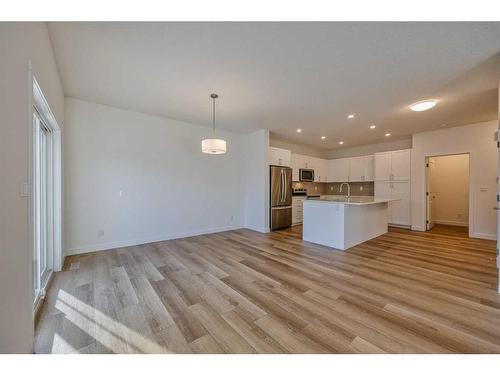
303, 201, 345, 249
344, 202, 389, 249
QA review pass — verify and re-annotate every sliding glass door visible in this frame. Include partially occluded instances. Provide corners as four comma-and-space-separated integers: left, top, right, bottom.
33, 109, 54, 304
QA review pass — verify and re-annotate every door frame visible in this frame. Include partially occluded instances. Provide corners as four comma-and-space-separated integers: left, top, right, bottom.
424, 152, 471, 235
28, 64, 62, 313
425, 156, 435, 230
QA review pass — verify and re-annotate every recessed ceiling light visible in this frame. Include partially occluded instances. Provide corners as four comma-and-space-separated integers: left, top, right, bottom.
296, 129, 302, 133
339, 141, 344, 145
385, 133, 391, 137
440, 123, 447, 127
321, 136, 326, 140
347, 114, 355, 119
369, 125, 376, 129
410, 99, 437, 112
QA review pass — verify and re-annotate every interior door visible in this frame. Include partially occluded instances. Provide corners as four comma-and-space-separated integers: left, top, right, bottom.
497, 93, 500, 292
426, 157, 435, 230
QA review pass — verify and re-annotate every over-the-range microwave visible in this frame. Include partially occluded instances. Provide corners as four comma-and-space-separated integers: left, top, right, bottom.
299, 168, 314, 182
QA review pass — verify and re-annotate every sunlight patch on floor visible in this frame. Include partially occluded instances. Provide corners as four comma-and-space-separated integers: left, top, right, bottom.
54, 289, 171, 353
51, 332, 76, 353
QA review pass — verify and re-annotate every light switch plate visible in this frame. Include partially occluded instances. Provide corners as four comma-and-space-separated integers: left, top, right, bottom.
20, 182, 29, 197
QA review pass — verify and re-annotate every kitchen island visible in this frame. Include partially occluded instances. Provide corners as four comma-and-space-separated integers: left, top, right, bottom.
302, 196, 397, 250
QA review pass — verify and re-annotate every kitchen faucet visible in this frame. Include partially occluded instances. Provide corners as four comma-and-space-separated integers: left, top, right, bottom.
340, 182, 351, 198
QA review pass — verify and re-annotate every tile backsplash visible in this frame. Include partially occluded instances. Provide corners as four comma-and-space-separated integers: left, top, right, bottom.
326, 182, 374, 196
292, 181, 374, 196
292, 181, 327, 195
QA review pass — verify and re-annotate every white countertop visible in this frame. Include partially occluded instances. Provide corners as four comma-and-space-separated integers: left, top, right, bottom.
303, 195, 399, 206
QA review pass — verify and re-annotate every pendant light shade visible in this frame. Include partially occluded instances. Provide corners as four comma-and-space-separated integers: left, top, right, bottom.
202, 93, 227, 154
201, 138, 227, 154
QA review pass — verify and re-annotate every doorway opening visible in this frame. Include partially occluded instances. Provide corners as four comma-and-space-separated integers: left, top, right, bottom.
31, 75, 62, 313
425, 153, 470, 234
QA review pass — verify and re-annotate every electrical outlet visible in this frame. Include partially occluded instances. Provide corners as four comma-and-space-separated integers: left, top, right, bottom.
330, 186, 334, 191
359, 186, 363, 191
97, 229, 104, 237
119, 190, 124, 197
20, 182, 29, 197
315, 186, 318, 191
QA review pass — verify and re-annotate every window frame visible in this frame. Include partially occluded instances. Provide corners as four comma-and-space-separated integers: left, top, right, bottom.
30, 72, 62, 312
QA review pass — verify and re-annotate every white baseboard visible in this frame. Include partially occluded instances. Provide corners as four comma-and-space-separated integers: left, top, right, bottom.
66, 225, 243, 255
471, 232, 497, 241
433, 220, 468, 227
389, 224, 412, 229
411, 225, 425, 232
244, 225, 270, 233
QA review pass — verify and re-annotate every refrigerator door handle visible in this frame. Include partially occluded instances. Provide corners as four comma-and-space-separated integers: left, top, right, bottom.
281, 169, 285, 203
284, 170, 287, 202
279, 170, 282, 203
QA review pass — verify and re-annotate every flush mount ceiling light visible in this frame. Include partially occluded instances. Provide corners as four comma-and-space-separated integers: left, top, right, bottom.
347, 114, 355, 119
202, 94, 227, 154
321, 136, 326, 140
296, 129, 302, 133
369, 125, 376, 129
339, 141, 344, 145
409, 99, 437, 112
385, 133, 391, 137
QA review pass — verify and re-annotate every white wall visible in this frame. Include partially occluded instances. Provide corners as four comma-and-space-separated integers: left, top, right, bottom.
64, 98, 269, 255
244, 130, 270, 232
270, 136, 328, 158
0, 23, 64, 353
429, 154, 469, 226
412, 121, 498, 239
325, 137, 413, 159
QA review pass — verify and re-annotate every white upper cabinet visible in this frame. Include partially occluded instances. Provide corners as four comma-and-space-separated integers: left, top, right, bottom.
269, 147, 291, 167
375, 149, 411, 181
364, 155, 375, 181
328, 155, 375, 182
391, 149, 411, 180
349, 156, 365, 182
329, 158, 350, 182
291, 153, 320, 181
291, 153, 301, 181
374, 149, 411, 227
310, 157, 328, 182
374, 152, 392, 180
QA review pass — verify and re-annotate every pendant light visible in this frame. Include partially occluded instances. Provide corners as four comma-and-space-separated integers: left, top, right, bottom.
202, 93, 227, 154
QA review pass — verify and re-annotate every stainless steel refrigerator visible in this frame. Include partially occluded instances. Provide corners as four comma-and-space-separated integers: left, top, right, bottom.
270, 165, 292, 230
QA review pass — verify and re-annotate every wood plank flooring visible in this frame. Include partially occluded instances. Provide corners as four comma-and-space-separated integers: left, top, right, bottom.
35, 225, 500, 353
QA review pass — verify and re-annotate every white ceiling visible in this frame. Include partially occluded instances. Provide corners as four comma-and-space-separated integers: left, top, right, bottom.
48, 22, 500, 149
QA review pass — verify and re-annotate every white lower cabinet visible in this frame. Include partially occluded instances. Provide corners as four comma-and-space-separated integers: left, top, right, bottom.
292, 196, 306, 225
375, 180, 411, 226
390, 181, 411, 226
